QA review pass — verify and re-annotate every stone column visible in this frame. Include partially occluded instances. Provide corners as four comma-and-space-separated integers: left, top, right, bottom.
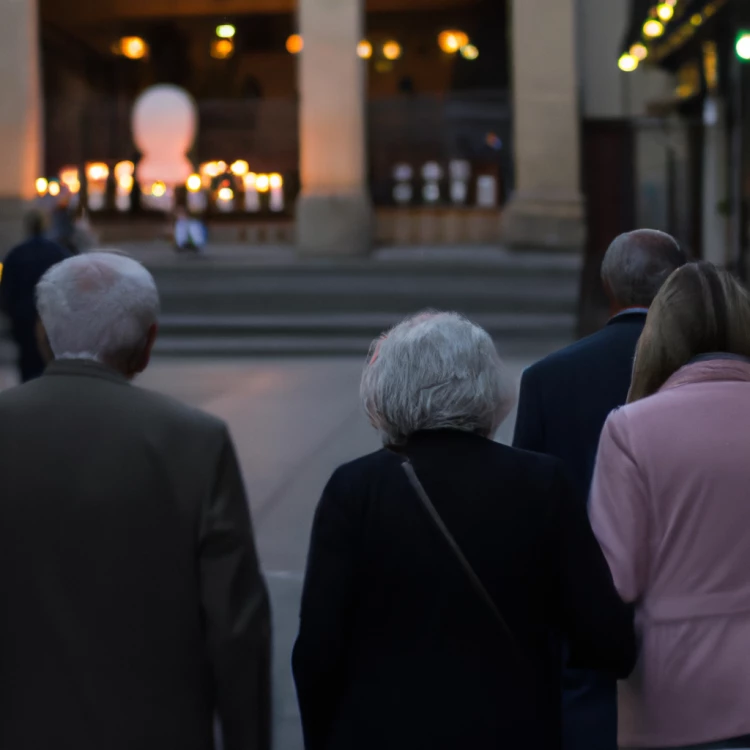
0, 0, 43, 249
296, 0, 371, 256
501, 0, 585, 251
702, 98, 729, 266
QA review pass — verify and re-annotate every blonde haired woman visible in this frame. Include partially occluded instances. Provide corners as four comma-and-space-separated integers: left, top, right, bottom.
590, 262, 750, 750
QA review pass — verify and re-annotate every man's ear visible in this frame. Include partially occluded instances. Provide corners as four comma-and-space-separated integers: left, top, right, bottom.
35, 318, 54, 365
129, 323, 158, 378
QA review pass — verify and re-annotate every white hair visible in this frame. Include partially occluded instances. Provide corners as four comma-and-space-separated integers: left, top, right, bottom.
361, 312, 516, 446
36, 251, 160, 364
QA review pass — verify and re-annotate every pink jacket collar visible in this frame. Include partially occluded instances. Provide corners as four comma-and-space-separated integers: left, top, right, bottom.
661, 357, 750, 393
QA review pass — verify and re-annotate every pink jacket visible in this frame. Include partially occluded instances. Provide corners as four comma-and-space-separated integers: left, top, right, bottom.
590, 358, 750, 748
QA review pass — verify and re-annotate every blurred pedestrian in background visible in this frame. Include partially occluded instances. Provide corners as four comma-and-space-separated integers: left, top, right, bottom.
591, 263, 750, 750
513, 229, 686, 750
48, 193, 77, 252
0, 252, 271, 750
174, 206, 207, 253
48, 195, 98, 255
293, 312, 635, 750
0, 210, 70, 382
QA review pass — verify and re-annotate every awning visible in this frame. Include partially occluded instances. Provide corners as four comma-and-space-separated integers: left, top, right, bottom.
622, 0, 732, 66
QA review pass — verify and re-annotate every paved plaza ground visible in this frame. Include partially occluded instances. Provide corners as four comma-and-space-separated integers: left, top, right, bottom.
0, 344, 565, 748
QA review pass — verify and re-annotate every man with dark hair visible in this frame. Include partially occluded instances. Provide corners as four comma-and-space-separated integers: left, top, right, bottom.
0, 211, 70, 381
513, 229, 686, 750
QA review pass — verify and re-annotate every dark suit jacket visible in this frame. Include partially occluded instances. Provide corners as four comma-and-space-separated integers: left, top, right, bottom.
513, 312, 647, 504
0, 237, 70, 324
513, 311, 646, 750
292, 430, 635, 750
0, 360, 271, 750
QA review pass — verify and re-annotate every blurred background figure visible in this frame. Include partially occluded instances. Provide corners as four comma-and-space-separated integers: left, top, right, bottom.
591, 263, 750, 750
293, 312, 635, 750
48, 196, 98, 256
48, 193, 77, 253
0, 252, 271, 750
0, 210, 70, 382
174, 206, 207, 253
513, 229, 686, 750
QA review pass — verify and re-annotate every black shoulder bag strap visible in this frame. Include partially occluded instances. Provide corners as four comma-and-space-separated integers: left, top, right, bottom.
401, 460, 522, 652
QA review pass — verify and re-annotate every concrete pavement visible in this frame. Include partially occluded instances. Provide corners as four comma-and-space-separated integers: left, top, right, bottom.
0, 344, 566, 748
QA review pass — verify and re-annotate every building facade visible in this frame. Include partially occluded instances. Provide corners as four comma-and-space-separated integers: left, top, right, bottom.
620, 0, 749, 272
0, 0, 689, 257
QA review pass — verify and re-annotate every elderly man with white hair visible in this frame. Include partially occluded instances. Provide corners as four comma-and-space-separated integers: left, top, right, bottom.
292, 312, 635, 750
0, 252, 271, 750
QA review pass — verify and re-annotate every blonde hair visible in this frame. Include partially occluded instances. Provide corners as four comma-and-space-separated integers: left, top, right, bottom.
628, 262, 750, 403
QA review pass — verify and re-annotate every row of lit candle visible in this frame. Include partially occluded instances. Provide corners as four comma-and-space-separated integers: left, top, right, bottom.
288, 31, 479, 62
113, 28, 479, 64
36, 161, 286, 214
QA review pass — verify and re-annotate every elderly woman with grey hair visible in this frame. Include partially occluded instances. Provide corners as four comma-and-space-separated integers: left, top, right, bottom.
293, 312, 635, 750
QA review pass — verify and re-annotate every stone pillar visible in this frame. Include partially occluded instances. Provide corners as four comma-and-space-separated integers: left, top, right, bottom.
296, 0, 371, 256
0, 0, 43, 250
501, 0, 585, 251
702, 98, 729, 266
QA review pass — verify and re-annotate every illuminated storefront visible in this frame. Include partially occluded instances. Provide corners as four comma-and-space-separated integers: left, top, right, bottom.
621, 0, 750, 271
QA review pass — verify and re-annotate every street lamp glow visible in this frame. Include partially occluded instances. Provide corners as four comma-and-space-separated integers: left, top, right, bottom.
656, 3, 674, 22
211, 39, 234, 59
151, 181, 166, 198
357, 40, 373, 59
737, 33, 750, 61
382, 40, 402, 61
618, 53, 639, 72
460, 44, 479, 61
286, 34, 304, 54
217, 187, 234, 201
216, 24, 236, 39
438, 30, 469, 54
120, 36, 148, 60
255, 174, 271, 193
643, 19, 665, 38
48, 181, 61, 197
35, 177, 48, 196
269, 173, 283, 189
187, 174, 202, 192
630, 43, 648, 60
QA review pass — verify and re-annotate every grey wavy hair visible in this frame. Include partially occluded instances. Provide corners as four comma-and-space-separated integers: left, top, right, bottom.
361, 312, 516, 446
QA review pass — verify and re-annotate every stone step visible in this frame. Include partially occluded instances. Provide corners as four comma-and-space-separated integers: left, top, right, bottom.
148, 257, 581, 317
151, 311, 574, 356
157, 311, 574, 337
152, 334, 570, 358
0, 246, 581, 361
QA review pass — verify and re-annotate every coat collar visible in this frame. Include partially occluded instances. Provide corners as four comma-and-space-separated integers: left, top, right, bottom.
661, 357, 750, 393
44, 358, 130, 386
389, 428, 492, 456
606, 310, 648, 328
